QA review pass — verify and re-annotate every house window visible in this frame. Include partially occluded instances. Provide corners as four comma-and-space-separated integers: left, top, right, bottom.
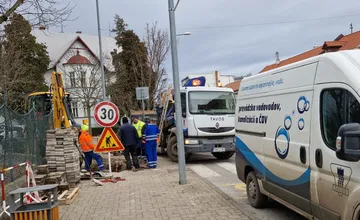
72, 101, 78, 118
69, 72, 76, 87
83, 102, 89, 117
80, 72, 86, 87
321, 88, 360, 150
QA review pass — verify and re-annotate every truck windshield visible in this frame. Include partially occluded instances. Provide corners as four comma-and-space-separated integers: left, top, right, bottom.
189, 91, 235, 115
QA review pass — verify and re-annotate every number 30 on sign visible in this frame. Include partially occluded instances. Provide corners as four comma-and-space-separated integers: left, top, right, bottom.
93, 101, 120, 127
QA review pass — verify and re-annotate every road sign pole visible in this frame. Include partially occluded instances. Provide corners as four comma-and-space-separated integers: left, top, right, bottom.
141, 99, 145, 121
108, 152, 112, 173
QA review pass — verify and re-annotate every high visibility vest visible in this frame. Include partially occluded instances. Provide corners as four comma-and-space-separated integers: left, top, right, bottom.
133, 120, 145, 138
79, 131, 95, 152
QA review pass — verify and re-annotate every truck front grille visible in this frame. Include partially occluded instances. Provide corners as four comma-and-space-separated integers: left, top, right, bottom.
198, 127, 234, 133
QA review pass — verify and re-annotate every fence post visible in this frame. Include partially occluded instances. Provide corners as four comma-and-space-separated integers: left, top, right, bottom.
3, 92, 14, 182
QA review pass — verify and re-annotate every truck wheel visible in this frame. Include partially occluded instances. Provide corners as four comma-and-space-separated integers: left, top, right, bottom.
211, 151, 235, 160
167, 136, 191, 162
246, 171, 267, 208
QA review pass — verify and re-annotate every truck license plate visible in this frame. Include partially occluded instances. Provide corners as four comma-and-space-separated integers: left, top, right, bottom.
212, 147, 225, 152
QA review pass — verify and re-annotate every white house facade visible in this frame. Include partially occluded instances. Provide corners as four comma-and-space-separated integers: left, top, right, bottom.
32, 29, 120, 128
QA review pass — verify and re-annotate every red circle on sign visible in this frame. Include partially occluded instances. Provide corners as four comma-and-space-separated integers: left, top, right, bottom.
94, 101, 120, 127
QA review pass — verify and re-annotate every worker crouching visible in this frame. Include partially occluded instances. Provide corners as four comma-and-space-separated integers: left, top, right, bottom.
142, 117, 160, 169
79, 124, 105, 172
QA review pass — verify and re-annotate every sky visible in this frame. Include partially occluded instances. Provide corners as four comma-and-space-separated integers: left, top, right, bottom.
51, 0, 360, 82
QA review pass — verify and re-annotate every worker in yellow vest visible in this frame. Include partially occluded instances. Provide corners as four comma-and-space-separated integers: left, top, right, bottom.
131, 116, 146, 157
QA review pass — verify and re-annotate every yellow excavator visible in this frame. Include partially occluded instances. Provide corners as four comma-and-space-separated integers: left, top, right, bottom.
27, 71, 80, 128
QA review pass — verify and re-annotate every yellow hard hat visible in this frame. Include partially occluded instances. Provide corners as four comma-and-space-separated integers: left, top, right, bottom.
81, 124, 89, 131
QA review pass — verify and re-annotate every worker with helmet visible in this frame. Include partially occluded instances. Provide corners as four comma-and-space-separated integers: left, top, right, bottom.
79, 124, 105, 172
142, 117, 160, 169
131, 116, 146, 157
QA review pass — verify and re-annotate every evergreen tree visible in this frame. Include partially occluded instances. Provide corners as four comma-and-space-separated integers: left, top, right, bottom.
0, 13, 50, 112
109, 15, 150, 114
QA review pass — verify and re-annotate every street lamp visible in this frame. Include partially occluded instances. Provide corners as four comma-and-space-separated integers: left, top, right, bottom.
95, 0, 106, 101
176, 32, 191, 36
168, 0, 187, 185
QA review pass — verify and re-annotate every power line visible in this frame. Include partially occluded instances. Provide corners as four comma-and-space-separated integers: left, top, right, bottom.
179, 13, 360, 30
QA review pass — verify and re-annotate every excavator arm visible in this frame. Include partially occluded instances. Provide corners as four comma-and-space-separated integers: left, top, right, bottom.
50, 71, 80, 129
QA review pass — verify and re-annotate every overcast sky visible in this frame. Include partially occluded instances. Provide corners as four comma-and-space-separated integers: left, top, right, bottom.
52, 0, 360, 82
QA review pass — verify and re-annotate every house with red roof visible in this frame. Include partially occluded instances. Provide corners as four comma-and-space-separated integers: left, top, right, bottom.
32, 29, 120, 127
261, 31, 360, 73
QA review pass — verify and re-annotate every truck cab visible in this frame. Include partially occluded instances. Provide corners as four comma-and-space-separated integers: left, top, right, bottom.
163, 85, 236, 161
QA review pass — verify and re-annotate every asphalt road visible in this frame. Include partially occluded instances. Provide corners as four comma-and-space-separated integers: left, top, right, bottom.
167, 152, 307, 220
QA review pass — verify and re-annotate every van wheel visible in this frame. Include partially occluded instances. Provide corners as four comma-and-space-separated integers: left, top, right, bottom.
167, 136, 192, 162
211, 151, 235, 160
246, 171, 267, 208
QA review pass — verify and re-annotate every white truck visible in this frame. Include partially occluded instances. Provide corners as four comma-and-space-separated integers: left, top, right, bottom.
235, 49, 360, 220
158, 84, 236, 162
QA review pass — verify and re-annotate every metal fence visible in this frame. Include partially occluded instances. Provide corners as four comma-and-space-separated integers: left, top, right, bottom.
0, 103, 52, 172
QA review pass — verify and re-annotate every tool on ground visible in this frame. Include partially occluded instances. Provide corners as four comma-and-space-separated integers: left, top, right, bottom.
73, 140, 103, 186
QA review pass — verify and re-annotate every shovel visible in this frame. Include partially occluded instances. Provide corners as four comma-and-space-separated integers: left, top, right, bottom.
73, 140, 103, 186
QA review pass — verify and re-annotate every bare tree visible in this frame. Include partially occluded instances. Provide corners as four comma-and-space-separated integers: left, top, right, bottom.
0, 0, 75, 27
58, 50, 105, 131
139, 22, 170, 109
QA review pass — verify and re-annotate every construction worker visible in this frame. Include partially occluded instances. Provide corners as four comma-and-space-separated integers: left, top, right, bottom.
118, 117, 140, 170
142, 117, 160, 169
78, 124, 105, 172
131, 116, 146, 157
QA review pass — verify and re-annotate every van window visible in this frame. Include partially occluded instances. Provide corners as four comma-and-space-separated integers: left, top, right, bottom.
321, 88, 360, 150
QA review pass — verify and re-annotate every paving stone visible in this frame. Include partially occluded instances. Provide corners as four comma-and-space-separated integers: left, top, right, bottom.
59, 157, 251, 220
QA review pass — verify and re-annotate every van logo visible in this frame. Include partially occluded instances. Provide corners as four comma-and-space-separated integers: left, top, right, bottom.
330, 164, 352, 196
215, 122, 220, 129
210, 117, 224, 121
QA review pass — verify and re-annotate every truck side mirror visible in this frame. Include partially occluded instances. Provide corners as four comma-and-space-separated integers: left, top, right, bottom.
336, 123, 360, 162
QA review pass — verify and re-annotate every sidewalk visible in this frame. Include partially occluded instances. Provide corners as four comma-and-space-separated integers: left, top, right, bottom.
59, 156, 251, 220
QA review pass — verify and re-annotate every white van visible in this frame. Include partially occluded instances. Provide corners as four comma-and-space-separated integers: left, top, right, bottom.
235, 50, 360, 220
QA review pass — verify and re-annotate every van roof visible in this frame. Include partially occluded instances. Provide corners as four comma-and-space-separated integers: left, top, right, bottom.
180, 86, 234, 92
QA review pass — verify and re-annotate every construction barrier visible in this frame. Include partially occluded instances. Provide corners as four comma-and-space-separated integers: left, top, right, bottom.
0, 161, 41, 218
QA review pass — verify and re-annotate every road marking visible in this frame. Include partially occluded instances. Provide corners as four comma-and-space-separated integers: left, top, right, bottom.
188, 164, 221, 178
216, 162, 237, 174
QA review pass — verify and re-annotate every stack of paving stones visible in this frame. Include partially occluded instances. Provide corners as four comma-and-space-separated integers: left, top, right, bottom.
45, 130, 57, 172
44, 128, 81, 187
35, 165, 49, 186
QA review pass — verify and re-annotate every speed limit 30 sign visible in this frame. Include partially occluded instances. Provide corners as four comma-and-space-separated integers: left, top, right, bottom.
93, 101, 120, 127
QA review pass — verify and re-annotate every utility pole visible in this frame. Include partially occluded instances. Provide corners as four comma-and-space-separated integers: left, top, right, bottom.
96, 0, 106, 101
168, 0, 187, 185
96, 0, 112, 173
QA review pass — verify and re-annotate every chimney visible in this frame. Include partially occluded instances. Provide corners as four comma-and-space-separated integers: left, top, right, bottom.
215, 70, 219, 87
313, 44, 318, 49
76, 31, 82, 34
275, 51, 280, 65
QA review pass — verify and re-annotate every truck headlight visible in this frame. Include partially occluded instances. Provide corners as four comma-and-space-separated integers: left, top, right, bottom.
184, 139, 199, 145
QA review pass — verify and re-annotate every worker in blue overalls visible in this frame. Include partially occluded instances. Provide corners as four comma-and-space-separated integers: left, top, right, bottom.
142, 117, 160, 169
